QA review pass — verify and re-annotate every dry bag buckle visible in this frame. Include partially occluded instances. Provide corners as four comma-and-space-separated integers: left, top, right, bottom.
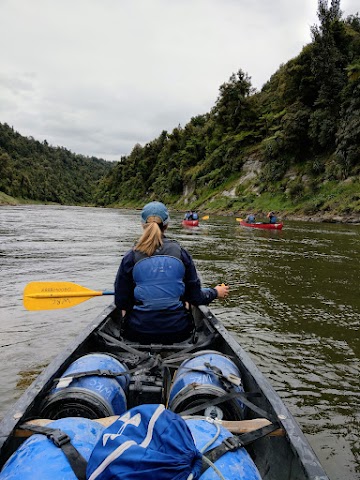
223, 436, 242, 451
49, 429, 71, 447
98, 369, 112, 377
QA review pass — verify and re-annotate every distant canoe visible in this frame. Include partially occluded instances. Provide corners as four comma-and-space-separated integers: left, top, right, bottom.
240, 220, 283, 230
182, 219, 199, 227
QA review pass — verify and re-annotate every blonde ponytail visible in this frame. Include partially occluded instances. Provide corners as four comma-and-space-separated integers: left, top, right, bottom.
134, 216, 164, 256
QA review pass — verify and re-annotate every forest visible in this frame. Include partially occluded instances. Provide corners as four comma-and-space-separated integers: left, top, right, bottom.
0, 124, 112, 205
1, 1, 360, 217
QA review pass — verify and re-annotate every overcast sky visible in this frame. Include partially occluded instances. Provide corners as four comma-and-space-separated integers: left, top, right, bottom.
1, 0, 358, 161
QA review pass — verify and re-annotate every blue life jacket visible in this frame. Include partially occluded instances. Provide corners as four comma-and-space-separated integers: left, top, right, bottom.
247, 215, 255, 223
192, 212, 198, 220
269, 215, 277, 224
86, 404, 203, 480
133, 241, 185, 312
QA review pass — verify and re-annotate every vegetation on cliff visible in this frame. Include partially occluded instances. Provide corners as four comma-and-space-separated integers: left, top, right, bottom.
94, 0, 360, 218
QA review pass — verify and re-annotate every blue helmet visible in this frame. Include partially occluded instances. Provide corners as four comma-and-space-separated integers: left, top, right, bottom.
141, 201, 170, 225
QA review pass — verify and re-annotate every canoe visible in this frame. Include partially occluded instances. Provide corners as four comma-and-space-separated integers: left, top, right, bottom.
0, 304, 328, 479
182, 219, 199, 227
239, 220, 283, 230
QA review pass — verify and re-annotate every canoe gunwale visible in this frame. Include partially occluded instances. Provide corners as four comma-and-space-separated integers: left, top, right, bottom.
0, 303, 115, 457
182, 220, 199, 227
239, 221, 283, 230
197, 305, 329, 480
0, 304, 329, 479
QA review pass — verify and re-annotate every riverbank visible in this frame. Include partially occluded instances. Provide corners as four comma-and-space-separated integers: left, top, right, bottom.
0, 192, 70, 207
0, 192, 19, 205
2, 192, 359, 224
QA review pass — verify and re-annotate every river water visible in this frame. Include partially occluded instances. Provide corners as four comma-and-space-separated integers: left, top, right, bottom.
0, 205, 359, 479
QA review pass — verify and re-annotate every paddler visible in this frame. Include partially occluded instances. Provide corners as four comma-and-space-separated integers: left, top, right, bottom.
114, 201, 229, 344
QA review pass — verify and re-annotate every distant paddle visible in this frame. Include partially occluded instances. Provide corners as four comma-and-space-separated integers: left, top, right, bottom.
202, 215, 209, 220
23, 281, 114, 311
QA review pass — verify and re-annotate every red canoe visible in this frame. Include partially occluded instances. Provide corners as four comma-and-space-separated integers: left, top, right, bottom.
182, 219, 199, 227
239, 220, 283, 230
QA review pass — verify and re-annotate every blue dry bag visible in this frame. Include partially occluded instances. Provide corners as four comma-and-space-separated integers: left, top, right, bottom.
86, 404, 203, 480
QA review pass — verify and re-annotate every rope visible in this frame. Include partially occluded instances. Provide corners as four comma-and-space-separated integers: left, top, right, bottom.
185, 417, 226, 480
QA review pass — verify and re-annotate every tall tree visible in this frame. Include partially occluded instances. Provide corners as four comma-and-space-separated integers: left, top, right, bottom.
309, 0, 348, 150
212, 69, 255, 134
335, 61, 360, 178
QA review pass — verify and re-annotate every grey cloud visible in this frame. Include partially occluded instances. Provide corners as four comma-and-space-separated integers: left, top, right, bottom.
1, 0, 359, 160
0, 73, 36, 95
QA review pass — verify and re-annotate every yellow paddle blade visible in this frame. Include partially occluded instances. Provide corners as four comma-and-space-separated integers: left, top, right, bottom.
23, 281, 103, 311
201, 215, 209, 220
236, 218, 243, 222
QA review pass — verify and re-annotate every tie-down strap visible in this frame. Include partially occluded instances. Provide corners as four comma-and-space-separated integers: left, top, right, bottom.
202, 421, 280, 473
18, 423, 87, 480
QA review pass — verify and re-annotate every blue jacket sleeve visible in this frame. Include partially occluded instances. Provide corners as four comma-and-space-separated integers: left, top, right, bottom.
181, 248, 218, 305
114, 250, 135, 310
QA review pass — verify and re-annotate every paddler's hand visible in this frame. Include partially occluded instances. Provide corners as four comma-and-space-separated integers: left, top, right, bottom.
215, 283, 229, 299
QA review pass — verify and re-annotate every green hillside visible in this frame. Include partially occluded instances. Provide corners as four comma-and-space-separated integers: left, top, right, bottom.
94, 1, 360, 220
0, 123, 113, 205
1, 1, 359, 220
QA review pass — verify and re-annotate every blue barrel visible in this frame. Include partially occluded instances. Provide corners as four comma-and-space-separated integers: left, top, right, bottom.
0, 417, 104, 479
168, 351, 245, 420
186, 418, 262, 480
40, 353, 130, 419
